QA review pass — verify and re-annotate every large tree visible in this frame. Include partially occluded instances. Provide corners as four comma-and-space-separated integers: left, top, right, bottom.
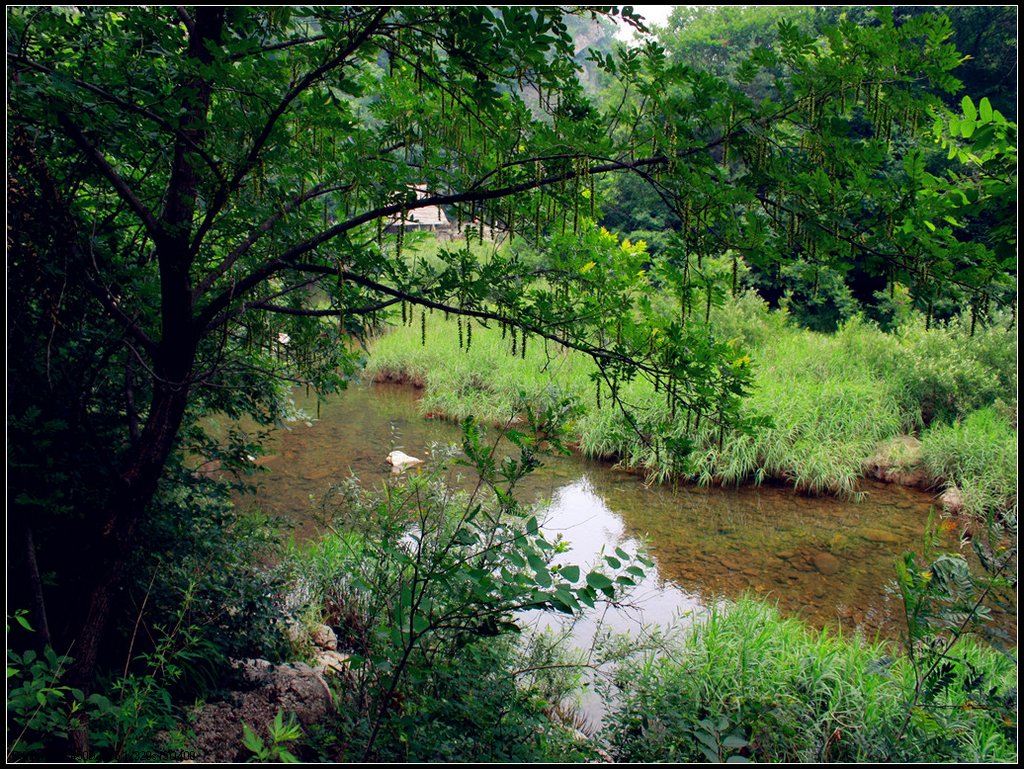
6, 6, 1014, 754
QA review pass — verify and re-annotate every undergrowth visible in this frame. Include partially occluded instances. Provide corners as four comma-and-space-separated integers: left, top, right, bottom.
600, 599, 1018, 763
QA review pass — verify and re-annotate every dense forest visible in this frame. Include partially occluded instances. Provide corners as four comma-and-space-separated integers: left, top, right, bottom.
6, 6, 1017, 762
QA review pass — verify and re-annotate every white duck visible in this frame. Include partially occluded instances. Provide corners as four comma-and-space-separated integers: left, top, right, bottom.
386, 450, 424, 473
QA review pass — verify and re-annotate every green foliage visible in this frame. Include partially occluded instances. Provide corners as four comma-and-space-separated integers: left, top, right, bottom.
7, 591, 206, 762
851, 312, 1018, 430
242, 710, 302, 763
131, 466, 291, 667
282, 417, 645, 761
601, 598, 1017, 763
921, 407, 1018, 518
7, 643, 82, 760
890, 513, 1017, 759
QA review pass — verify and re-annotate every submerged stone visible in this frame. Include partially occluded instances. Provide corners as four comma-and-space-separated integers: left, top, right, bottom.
811, 551, 841, 575
860, 527, 901, 544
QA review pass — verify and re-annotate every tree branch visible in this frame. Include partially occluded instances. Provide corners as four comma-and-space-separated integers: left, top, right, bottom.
189, 6, 391, 257
192, 182, 354, 300
8, 53, 224, 183
57, 113, 165, 247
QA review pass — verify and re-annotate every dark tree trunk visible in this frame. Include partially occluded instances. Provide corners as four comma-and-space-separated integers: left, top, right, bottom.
21, 522, 51, 649
66, 377, 193, 759
65, 10, 224, 758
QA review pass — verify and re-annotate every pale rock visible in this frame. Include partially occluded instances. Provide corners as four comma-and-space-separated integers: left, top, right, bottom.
311, 623, 338, 651
386, 450, 424, 472
939, 486, 965, 515
316, 650, 351, 674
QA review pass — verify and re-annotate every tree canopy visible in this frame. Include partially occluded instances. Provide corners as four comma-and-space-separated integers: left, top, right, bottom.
5, 6, 1016, 754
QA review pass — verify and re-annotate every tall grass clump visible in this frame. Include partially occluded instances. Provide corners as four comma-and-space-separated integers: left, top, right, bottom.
601, 598, 1018, 763
366, 282, 1016, 499
576, 305, 903, 495
921, 405, 1018, 518
842, 311, 1018, 431
366, 313, 596, 424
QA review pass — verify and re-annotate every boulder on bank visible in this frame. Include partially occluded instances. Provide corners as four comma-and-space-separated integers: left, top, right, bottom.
189, 659, 333, 763
311, 623, 338, 651
939, 485, 965, 515
863, 436, 929, 487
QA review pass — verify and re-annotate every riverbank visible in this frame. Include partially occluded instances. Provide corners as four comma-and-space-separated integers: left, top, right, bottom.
365, 294, 1017, 518
251, 459, 1017, 763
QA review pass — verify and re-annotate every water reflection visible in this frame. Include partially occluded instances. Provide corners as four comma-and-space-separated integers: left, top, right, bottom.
231, 383, 961, 640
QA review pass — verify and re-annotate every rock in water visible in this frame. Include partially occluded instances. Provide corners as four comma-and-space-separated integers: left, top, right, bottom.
860, 527, 901, 544
386, 450, 424, 472
811, 552, 841, 575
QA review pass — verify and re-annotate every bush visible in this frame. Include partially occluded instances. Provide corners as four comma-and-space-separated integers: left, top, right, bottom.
921, 405, 1018, 518
601, 598, 1017, 763
280, 419, 646, 761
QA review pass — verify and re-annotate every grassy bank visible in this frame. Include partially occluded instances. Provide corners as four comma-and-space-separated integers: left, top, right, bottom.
602, 599, 1017, 763
280, 460, 1017, 764
366, 293, 1017, 506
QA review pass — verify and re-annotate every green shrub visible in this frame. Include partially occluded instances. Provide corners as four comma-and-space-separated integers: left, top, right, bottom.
601, 598, 1017, 763
921, 406, 1018, 517
280, 421, 644, 762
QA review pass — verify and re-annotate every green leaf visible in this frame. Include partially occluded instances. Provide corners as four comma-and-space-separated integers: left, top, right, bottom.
961, 95, 977, 122
527, 552, 548, 575
554, 585, 580, 611
978, 97, 993, 123
558, 564, 581, 582
586, 571, 613, 590
241, 722, 263, 755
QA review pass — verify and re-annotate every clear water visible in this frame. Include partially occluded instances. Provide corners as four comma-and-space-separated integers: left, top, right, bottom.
226, 382, 965, 642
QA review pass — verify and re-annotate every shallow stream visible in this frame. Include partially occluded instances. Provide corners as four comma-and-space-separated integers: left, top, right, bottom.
229, 383, 962, 642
